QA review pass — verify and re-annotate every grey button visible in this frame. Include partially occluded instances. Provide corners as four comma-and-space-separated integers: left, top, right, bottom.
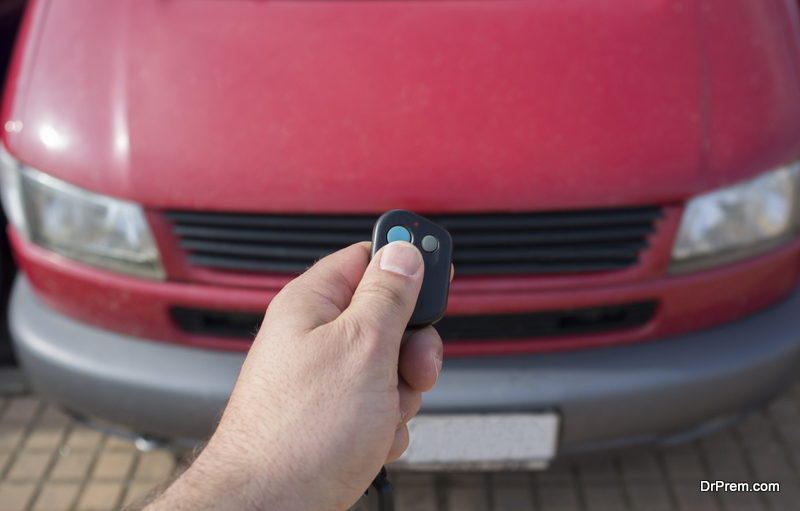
421, 235, 439, 253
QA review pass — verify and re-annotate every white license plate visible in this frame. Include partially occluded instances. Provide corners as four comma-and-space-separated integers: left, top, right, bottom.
394, 412, 560, 470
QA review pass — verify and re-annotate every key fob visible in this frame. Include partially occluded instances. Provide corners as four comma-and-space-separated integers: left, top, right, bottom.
371, 210, 453, 327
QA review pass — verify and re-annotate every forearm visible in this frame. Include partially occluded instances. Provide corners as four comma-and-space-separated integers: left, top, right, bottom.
120, 445, 198, 511
139, 434, 287, 511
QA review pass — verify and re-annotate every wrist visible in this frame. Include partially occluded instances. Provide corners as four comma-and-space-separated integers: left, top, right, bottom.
146, 438, 287, 511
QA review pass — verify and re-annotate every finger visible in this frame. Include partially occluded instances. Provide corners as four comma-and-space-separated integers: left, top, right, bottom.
398, 377, 422, 428
337, 241, 424, 351
265, 242, 371, 331
399, 327, 443, 393
385, 425, 410, 463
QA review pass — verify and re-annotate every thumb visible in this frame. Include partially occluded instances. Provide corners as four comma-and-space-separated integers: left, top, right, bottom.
338, 241, 424, 350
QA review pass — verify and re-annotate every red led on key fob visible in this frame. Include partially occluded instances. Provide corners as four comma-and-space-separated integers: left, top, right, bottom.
371, 210, 454, 327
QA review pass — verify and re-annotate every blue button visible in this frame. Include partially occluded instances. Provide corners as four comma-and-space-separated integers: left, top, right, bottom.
387, 225, 411, 243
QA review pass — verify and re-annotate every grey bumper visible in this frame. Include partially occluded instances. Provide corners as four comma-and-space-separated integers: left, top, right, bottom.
10, 277, 245, 442
10, 275, 800, 450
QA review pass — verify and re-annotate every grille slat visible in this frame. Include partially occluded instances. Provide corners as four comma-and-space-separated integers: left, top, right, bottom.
173, 225, 368, 245
180, 239, 338, 260
167, 207, 661, 275
451, 226, 654, 246
187, 255, 312, 274
171, 300, 658, 340
436, 208, 661, 230
167, 212, 376, 230
454, 261, 633, 274
456, 246, 638, 262
435, 301, 658, 340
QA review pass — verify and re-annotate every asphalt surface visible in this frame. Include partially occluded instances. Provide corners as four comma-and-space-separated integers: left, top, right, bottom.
0, 372, 799, 510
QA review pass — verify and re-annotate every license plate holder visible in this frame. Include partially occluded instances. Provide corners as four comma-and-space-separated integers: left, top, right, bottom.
395, 412, 560, 470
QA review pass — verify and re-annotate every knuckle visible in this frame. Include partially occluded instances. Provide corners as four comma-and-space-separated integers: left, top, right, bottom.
400, 393, 422, 424
332, 314, 368, 349
387, 426, 410, 463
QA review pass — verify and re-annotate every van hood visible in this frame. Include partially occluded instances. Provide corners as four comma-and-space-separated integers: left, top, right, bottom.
5, 0, 800, 213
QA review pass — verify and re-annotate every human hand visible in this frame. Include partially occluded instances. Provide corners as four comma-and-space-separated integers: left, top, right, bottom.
148, 241, 447, 511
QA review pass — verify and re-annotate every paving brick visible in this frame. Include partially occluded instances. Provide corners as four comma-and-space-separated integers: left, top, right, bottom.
121, 480, 161, 508
700, 431, 751, 482
535, 464, 575, 485
0, 482, 37, 511
624, 482, 672, 511
536, 484, 580, 511
133, 450, 177, 481
446, 485, 489, 511
445, 473, 485, 486
620, 451, 662, 482
577, 458, 617, 483
761, 480, 800, 511
0, 451, 11, 475
582, 483, 626, 511
24, 423, 68, 452
702, 455, 750, 481
736, 442, 792, 483
392, 472, 437, 486
104, 435, 138, 452
7, 451, 53, 481
770, 398, 800, 462
91, 451, 136, 480
64, 426, 104, 452
31, 481, 81, 511
662, 444, 706, 481
785, 449, 800, 476
0, 424, 26, 452
765, 396, 800, 424
37, 406, 71, 428
735, 414, 776, 451
717, 491, 766, 511
789, 381, 800, 402
773, 418, 800, 450
700, 430, 743, 458
744, 448, 795, 481
76, 481, 124, 511
490, 471, 531, 487
492, 486, 535, 511
49, 451, 94, 482
672, 482, 720, 511
788, 387, 800, 411
395, 483, 438, 511
0, 397, 41, 424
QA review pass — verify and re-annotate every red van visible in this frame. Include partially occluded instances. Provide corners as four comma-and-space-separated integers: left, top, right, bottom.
2, 0, 800, 466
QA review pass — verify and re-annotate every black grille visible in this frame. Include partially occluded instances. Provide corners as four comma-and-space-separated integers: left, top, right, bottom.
171, 301, 657, 340
434, 301, 657, 341
166, 207, 662, 275
172, 308, 263, 339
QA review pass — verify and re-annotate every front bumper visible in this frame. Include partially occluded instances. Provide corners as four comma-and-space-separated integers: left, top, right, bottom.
10, 273, 800, 454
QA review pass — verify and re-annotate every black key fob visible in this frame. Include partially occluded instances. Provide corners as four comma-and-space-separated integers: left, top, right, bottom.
371, 210, 453, 327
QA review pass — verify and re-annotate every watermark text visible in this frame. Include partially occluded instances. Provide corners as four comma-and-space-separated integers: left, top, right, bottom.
700, 481, 779, 492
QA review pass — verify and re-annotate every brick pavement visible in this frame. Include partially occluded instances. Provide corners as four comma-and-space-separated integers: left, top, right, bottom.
1, 382, 799, 510
0, 396, 176, 511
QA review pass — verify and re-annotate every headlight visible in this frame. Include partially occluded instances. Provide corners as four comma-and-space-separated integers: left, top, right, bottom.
0, 144, 165, 280
671, 162, 800, 274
